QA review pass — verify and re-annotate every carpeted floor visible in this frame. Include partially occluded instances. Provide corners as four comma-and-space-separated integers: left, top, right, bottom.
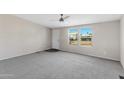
0, 51, 123, 79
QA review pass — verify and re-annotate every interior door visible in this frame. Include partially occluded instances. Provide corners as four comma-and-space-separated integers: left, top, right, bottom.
52, 29, 60, 49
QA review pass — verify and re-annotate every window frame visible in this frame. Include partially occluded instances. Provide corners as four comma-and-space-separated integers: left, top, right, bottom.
68, 27, 93, 47
68, 28, 79, 45
79, 27, 93, 47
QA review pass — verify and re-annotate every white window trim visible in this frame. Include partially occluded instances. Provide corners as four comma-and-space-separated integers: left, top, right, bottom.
68, 27, 93, 47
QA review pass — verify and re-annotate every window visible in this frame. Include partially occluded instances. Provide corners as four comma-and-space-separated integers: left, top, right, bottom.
68, 28, 78, 45
68, 27, 93, 46
80, 28, 92, 46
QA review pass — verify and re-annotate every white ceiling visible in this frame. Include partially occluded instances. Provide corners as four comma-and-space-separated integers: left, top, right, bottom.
14, 14, 123, 28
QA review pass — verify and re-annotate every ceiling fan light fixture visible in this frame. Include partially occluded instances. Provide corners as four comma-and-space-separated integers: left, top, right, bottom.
59, 18, 64, 22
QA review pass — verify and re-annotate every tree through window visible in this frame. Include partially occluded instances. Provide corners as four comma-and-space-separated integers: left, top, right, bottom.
68, 28, 78, 45
80, 28, 92, 46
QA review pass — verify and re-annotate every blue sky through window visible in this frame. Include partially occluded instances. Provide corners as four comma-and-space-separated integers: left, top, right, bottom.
68, 28, 78, 33
80, 28, 92, 36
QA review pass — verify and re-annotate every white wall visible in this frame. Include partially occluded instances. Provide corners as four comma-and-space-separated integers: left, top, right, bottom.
0, 15, 51, 60
52, 29, 60, 49
53, 21, 120, 61
121, 16, 124, 68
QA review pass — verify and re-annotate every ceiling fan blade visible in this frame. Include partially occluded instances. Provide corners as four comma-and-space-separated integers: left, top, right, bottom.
63, 16, 70, 20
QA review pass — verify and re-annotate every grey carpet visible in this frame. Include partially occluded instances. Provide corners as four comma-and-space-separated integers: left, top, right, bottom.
0, 51, 123, 79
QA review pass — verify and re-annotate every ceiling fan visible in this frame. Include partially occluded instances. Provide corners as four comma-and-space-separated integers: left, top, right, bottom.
51, 14, 70, 22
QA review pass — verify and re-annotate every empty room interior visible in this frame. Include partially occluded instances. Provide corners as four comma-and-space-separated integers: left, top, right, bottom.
0, 14, 124, 79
